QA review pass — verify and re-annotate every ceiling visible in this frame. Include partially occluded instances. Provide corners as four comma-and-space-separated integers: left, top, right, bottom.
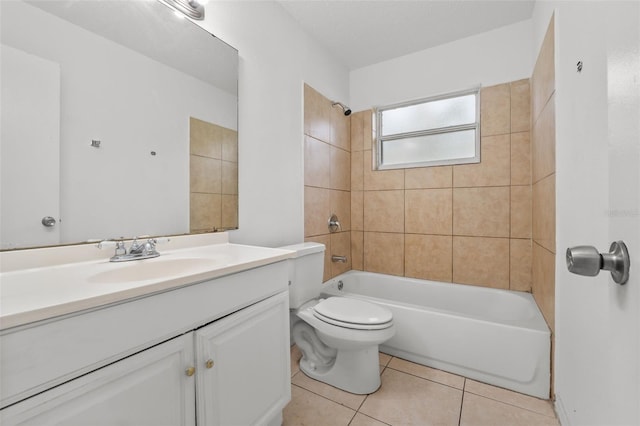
277, 0, 535, 70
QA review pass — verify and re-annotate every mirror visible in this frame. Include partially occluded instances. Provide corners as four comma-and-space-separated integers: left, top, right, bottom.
0, 0, 238, 250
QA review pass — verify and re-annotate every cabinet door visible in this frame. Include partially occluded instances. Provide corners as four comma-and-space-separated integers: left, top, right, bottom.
195, 291, 290, 426
1, 333, 196, 426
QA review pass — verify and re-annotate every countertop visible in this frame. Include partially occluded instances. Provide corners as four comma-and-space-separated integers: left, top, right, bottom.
0, 238, 293, 331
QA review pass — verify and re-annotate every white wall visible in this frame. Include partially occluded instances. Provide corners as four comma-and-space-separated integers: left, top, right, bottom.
196, 1, 350, 247
532, 2, 640, 425
349, 20, 533, 112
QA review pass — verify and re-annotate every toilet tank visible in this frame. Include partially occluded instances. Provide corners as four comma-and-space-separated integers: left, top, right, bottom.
279, 242, 325, 309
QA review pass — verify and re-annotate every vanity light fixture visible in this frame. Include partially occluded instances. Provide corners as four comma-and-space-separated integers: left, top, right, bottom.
159, 0, 205, 20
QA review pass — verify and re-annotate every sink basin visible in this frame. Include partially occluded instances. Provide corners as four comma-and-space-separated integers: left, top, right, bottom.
88, 258, 218, 283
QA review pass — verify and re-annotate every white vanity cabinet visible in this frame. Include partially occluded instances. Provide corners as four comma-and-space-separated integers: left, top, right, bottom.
0, 259, 291, 426
0, 333, 197, 425
195, 291, 290, 426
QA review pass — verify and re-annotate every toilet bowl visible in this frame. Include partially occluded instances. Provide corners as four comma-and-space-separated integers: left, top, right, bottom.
282, 242, 395, 394
293, 297, 395, 394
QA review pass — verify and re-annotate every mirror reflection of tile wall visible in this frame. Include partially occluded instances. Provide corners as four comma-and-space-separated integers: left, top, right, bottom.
189, 117, 238, 233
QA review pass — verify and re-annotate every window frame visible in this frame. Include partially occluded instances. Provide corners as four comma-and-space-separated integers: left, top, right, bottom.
374, 87, 481, 170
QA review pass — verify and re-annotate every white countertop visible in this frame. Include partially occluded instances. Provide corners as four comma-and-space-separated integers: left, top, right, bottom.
0, 237, 293, 330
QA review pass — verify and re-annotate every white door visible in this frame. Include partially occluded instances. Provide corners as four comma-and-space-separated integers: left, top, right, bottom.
604, 2, 640, 423
555, 2, 639, 425
0, 45, 60, 249
195, 292, 291, 426
0, 333, 196, 426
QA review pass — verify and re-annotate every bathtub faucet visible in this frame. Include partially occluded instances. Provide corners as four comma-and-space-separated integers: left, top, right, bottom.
331, 255, 347, 263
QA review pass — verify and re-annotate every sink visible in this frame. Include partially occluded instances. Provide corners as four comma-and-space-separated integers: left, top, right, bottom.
88, 258, 218, 283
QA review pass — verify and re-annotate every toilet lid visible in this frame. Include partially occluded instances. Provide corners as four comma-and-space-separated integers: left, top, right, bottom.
313, 297, 393, 330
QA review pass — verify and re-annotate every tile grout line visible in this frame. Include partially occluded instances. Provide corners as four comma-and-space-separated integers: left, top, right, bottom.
290, 383, 358, 417
458, 378, 467, 426
383, 365, 465, 392
352, 364, 394, 426
463, 390, 558, 419
345, 409, 358, 426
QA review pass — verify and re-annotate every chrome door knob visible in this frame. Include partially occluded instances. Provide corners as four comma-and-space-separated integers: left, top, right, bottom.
566, 245, 601, 276
41, 216, 57, 227
566, 241, 630, 285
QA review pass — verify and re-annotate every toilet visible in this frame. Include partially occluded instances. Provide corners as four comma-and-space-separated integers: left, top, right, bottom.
282, 242, 395, 394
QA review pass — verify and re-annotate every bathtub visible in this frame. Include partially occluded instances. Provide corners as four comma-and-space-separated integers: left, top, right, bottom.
322, 271, 551, 399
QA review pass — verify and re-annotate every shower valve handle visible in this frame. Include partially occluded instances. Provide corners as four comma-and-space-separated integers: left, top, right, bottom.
566, 241, 630, 285
328, 214, 342, 232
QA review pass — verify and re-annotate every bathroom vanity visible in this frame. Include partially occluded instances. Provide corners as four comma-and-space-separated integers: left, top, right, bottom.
0, 234, 293, 425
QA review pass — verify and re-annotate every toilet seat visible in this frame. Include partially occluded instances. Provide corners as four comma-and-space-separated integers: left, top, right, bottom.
313, 297, 393, 330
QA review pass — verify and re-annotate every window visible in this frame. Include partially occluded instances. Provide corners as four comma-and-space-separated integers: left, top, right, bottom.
375, 87, 480, 169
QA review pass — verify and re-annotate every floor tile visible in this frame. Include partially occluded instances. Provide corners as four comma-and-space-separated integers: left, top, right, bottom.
379, 352, 392, 367
359, 368, 462, 426
464, 379, 555, 417
460, 392, 560, 426
291, 371, 367, 410
388, 357, 465, 390
283, 385, 356, 426
287, 348, 560, 426
349, 413, 390, 426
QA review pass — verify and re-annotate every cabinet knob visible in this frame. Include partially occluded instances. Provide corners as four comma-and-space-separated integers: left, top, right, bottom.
185, 366, 196, 377
205, 359, 214, 369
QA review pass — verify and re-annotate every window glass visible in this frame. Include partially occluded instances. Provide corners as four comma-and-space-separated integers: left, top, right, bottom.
381, 94, 476, 136
381, 129, 476, 167
375, 88, 480, 169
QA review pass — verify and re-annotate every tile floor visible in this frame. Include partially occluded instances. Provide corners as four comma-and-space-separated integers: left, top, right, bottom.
284, 346, 560, 426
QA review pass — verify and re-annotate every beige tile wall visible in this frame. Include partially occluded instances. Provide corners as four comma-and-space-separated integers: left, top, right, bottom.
303, 84, 351, 281
531, 16, 556, 333
303, 65, 552, 395
348, 80, 532, 291
189, 117, 238, 233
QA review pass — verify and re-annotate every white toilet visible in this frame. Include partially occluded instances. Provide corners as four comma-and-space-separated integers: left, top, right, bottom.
282, 242, 395, 394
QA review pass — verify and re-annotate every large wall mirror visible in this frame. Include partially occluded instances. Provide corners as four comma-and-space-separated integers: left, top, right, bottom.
0, 0, 238, 250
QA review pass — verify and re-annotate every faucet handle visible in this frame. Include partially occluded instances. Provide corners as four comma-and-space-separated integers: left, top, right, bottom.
96, 239, 127, 257
328, 214, 342, 233
143, 237, 170, 253
115, 240, 127, 256
96, 239, 116, 250
97, 239, 124, 250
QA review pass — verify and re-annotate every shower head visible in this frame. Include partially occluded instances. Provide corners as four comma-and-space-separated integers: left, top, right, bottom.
332, 101, 352, 116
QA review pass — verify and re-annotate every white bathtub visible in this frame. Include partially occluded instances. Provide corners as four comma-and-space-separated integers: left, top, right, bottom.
322, 271, 551, 399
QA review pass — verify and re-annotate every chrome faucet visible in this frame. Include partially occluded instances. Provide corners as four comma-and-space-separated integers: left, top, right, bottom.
97, 237, 168, 262
128, 238, 155, 256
